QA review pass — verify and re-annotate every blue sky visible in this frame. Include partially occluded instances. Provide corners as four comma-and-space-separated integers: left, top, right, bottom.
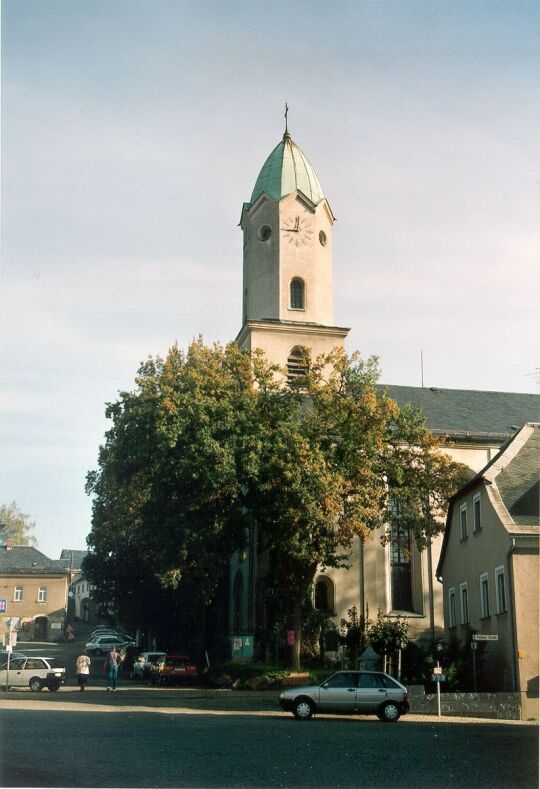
2, 0, 539, 558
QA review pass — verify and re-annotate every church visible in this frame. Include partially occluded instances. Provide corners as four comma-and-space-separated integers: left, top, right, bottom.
228, 123, 539, 656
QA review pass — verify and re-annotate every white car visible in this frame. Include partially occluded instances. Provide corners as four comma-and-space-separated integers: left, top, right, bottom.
131, 651, 166, 679
85, 635, 134, 655
0, 656, 66, 692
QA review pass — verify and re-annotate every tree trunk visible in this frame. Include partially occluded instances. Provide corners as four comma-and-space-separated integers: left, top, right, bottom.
286, 600, 303, 670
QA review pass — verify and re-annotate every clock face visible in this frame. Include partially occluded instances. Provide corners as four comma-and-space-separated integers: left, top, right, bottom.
281, 215, 314, 247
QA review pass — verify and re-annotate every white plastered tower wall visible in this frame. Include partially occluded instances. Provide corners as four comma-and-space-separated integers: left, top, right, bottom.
236, 130, 349, 366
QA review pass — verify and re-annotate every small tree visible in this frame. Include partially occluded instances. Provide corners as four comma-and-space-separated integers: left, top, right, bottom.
340, 606, 368, 667
367, 609, 409, 674
0, 501, 37, 546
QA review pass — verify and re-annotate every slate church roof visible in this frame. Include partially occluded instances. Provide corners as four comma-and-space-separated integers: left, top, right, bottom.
377, 384, 540, 442
59, 549, 88, 570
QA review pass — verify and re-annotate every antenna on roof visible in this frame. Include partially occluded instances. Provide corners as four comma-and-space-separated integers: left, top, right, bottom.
420, 350, 424, 388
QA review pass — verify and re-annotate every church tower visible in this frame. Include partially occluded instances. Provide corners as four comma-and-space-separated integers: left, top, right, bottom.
236, 124, 349, 380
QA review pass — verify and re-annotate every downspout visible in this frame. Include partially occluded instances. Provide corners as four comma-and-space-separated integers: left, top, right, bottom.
427, 541, 435, 641
359, 538, 365, 622
506, 537, 518, 693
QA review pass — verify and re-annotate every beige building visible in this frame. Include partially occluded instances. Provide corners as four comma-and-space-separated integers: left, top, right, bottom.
229, 126, 540, 657
436, 423, 539, 719
0, 544, 69, 641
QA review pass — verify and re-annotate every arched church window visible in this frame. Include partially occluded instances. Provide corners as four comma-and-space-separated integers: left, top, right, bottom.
290, 278, 305, 310
287, 346, 308, 386
233, 570, 244, 634
314, 576, 334, 614
390, 522, 413, 612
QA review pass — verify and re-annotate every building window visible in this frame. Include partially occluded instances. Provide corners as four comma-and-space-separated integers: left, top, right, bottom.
38, 587, 47, 603
314, 576, 335, 614
460, 583, 469, 624
480, 573, 490, 618
14, 586, 23, 602
459, 504, 468, 540
287, 346, 308, 386
390, 523, 413, 612
290, 278, 305, 310
448, 588, 456, 628
495, 566, 507, 614
473, 494, 481, 532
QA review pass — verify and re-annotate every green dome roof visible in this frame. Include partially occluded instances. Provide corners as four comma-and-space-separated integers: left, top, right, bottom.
250, 132, 325, 206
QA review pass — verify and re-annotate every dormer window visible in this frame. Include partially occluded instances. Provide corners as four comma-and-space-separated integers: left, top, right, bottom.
290, 278, 305, 310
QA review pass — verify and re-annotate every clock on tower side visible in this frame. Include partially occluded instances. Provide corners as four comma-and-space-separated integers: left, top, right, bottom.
277, 192, 335, 326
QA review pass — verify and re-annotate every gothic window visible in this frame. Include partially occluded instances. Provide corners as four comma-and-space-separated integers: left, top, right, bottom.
287, 346, 308, 386
290, 278, 305, 310
314, 576, 334, 614
390, 522, 413, 612
233, 570, 244, 635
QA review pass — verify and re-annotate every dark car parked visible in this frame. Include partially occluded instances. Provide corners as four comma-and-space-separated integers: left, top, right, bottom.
150, 655, 197, 686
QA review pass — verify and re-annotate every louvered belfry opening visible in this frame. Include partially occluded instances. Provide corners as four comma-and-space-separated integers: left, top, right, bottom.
287, 346, 308, 386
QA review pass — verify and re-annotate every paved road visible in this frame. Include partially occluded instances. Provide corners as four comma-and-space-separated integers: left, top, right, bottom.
1, 690, 537, 788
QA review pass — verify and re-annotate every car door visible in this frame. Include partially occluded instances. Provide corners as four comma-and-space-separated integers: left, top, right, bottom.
0, 657, 26, 687
355, 672, 388, 712
22, 658, 48, 687
318, 672, 359, 713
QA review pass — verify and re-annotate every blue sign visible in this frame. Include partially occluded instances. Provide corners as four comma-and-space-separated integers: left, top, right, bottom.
0, 600, 6, 612
432, 674, 446, 682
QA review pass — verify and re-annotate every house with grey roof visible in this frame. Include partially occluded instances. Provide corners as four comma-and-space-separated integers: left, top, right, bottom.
0, 544, 69, 641
436, 423, 539, 719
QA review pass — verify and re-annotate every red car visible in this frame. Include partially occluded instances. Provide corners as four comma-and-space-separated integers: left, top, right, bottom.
150, 654, 197, 686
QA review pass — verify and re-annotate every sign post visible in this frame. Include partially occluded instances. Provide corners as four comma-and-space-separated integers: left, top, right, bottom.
431, 663, 446, 717
3, 619, 16, 697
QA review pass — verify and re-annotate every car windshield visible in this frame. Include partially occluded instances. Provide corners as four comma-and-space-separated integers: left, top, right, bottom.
165, 657, 191, 667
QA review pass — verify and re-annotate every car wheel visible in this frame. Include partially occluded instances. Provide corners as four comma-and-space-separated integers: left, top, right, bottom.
378, 701, 401, 722
48, 684, 60, 692
29, 678, 43, 692
293, 697, 315, 720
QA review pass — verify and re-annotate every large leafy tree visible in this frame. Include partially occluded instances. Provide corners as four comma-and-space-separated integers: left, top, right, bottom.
0, 501, 37, 546
85, 340, 467, 666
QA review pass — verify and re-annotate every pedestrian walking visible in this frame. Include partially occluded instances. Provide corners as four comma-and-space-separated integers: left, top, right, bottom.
105, 646, 122, 691
76, 651, 91, 691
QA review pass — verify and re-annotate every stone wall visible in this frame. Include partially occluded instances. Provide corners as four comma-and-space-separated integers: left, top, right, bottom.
408, 685, 523, 720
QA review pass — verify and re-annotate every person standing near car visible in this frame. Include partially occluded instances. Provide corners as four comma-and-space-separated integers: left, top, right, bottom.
105, 646, 122, 691
76, 650, 91, 691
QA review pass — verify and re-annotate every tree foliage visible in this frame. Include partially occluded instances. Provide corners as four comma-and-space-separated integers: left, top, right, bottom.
367, 609, 410, 656
85, 339, 468, 664
0, 501, 37, 546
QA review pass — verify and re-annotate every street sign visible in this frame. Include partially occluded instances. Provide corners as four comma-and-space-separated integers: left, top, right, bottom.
472, 634, 498, 641
433, 666, 443, 675
432, 674, 446, 682
0, 600, 6, 612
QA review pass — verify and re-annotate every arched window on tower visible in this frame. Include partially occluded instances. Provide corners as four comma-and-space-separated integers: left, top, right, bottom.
290, 278, 305, 310
233, 570, 244, 634
287, 346, 308, 386
314, 576, 335, 614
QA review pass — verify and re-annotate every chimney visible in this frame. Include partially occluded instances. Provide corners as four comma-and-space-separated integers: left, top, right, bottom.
6, 539, 14, 550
